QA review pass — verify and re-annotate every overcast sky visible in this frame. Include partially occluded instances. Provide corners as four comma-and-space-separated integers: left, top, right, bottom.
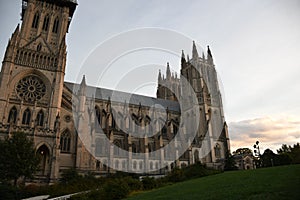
0, 0, 299, 153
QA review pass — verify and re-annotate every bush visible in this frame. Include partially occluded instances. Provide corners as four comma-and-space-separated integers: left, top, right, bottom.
102, 179, 130, 200
60, 168, 82, 185
141, 177, 157, 190
123, 176, 142, 191
167, 167, 186, 182
0, 184, 18, 200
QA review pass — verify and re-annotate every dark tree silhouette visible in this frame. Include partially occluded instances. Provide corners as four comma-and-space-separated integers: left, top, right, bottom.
0, 132, 40, 186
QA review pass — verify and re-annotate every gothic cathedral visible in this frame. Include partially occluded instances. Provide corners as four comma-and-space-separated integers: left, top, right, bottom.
0, 0, 230, 183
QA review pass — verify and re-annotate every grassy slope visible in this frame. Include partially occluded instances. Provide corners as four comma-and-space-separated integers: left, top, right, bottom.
126, 165, 300, 200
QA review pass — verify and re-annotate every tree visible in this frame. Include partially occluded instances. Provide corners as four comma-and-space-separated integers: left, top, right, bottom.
233, 148, 253, 156
224, 152, 238, 171
277, 143, 300, 164
261, 149, 281, 167
0, 132, 40, 186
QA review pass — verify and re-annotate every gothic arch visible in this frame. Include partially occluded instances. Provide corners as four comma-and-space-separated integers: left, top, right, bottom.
22, 108, 31, 125
95, 106, 101, 126
60, 129, 71, 153
36, 144, 51, 176
32, 12, 40, 28
8, 106, 18, 124
36, 109, 44, 126
42, 14, 50, 31
194, 149, 200, 163
52, 16, 59, 33
214, 143, 221, 158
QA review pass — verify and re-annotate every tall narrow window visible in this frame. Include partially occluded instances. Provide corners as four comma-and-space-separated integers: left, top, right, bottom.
36, 110, 44, 126
52, 17, 59, 33
32, 12, 40, 28
215, 144, 221, 158
60, 130, 71, 153
95, 106, 101, 126
114, 140, 121, 156
95, 138, 103, 156
42, 15, 50, 31
8, 106, 17, 124
22, 108, 31, 125
132, 143, 137, 153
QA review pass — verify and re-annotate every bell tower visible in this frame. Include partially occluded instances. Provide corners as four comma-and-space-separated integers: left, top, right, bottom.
0, 0, 77, 181
0, 0, 77, 130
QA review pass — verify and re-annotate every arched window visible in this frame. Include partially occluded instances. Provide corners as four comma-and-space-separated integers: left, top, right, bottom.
36, 110, 44, 126
133, 161, 137, 169
150, 162, 153, 170
22, 108, 31, 125
52, 17, 59, 33
8, 106, 18, 124
194, 150, 199, 163
122, 160, 126, 169
132, 143, 137, 153
32, 12, 40, 28
60, 130, 71, 153
115, 160, 119, 169
42, 15, 50, 31
114, 140, 121, 156
139, 161, 143, 170
95, 138, 102, 156
95, 106, 101, 130
101, 112, 106, 129
215, 144, 221, 158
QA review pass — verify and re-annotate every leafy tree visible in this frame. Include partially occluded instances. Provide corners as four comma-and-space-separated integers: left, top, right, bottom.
261, 149, 282, 167
0, 132, 40, 186
233, 148, 253, 156
224, 152, 238, 171
277, 143, 300, 164
289, 143, 300, 164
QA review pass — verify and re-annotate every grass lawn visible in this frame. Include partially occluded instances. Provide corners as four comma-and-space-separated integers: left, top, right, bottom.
126, 165, 300, 200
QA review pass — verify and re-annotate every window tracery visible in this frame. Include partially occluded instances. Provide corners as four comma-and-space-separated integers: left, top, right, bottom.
15, 75, 46, 102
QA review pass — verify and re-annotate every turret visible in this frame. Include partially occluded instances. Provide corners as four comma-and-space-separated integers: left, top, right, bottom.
78, 75, 86, 112
192, 41, 199, 61
158, 69, 162, 83
207, 45, 213, 64
78, 75, 87, 96
166, 62, 171, 80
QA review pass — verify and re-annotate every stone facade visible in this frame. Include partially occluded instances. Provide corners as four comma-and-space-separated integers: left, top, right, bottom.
0, 0, 230, 183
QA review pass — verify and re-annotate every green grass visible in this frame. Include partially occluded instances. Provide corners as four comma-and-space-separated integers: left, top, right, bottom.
126, 165, 300, 200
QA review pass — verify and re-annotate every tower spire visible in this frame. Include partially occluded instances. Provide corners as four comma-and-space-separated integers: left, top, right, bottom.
207, 45, 213, 64
166, 62, 171, 80
207, 45, 213, 59
79, 75, 87, 96
181, 50, 186, 67
158, 69, 162, 83
192, 41, 199, 61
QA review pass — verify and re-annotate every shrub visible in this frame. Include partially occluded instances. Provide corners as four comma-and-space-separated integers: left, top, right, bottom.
0, 183, 18, 200
123, 176, 142, 191
141, 177, 157, 190
103, 179, 130, 200
60, 168, 82, 185
167, 167, 186, 182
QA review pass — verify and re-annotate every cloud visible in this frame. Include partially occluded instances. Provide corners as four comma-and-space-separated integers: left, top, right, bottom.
228, 116, 300, 153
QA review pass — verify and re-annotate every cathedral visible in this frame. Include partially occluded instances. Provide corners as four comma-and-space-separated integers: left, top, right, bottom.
0, 0, 230, 183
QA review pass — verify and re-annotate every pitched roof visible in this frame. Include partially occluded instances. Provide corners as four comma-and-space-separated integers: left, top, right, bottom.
64, 82, 180, 112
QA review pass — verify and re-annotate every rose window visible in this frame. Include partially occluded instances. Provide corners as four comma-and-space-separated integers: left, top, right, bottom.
15, 75, 46, 102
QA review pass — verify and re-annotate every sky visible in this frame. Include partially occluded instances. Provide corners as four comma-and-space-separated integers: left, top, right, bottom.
0, 0, 300, 153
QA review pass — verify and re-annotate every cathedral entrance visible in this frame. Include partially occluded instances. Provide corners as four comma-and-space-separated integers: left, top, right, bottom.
36, 145, 51, 176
